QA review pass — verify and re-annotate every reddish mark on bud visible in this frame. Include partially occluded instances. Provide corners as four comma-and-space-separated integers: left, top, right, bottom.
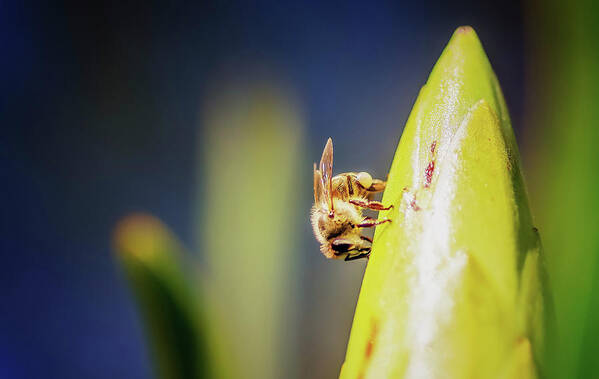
430, 141, 437, 154
424, 160, 435, 188
410, 199, 421, 211
364, 321, 378, 359
357, 319, 379, 378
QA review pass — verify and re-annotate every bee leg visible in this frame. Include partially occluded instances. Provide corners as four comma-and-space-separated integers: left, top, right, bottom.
357, 217, 391, 228
349, 199, 393, 211
345, 251, 371, 261
360, 235, 373, 243
367, 179, 386, 193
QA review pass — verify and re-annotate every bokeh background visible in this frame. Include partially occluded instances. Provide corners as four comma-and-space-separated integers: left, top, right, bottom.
2, 1, 598, 378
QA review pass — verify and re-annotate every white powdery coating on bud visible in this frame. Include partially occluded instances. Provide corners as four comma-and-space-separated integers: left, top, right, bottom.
404, 108, 473, 379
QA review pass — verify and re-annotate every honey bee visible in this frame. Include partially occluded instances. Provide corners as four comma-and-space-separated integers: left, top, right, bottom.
311, 138, 392, 261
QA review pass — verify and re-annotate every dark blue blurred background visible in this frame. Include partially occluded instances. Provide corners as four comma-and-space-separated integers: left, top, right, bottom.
1, 1, 525, 378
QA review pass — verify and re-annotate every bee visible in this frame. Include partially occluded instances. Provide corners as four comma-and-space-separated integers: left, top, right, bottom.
311, 138, 392, 261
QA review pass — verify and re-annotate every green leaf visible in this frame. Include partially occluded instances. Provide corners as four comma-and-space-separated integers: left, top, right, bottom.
525, 2, 599, 377
196, 83, 305, 379
114, 214, 211, 379
340, 26, 551, 379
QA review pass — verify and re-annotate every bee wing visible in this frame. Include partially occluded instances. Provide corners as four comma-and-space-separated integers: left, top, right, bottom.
313, 163, 323, 203
319, 138, 334, 211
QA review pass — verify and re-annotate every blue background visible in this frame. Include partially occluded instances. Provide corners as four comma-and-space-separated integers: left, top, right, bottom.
1, 1, 524, 378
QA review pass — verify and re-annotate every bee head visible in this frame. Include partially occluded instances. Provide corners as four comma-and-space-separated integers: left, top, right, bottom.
331, 239, 353, 254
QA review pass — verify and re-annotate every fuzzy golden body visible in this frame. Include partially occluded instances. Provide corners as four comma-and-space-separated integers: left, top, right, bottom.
311, 138, 392, 261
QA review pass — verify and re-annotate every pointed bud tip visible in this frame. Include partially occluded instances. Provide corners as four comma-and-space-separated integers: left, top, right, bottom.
448, 25, 482, 49
428, 25, 494, 104
455, 25, 475, 34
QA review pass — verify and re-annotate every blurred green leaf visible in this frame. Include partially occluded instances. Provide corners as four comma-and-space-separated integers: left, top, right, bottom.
340, 27, 550, 379
525, 1, 599, 378
114, 214, 210, 379
197, 83, 304, 379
